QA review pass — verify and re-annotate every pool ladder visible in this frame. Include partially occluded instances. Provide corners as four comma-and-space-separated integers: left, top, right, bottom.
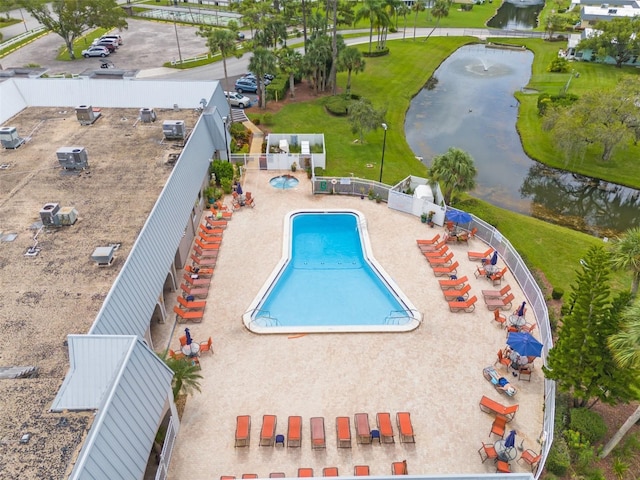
384, 309, 421, 325
247, 308, 280, 327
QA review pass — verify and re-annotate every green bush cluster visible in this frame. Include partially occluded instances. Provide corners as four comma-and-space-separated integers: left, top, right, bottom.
569, 408, 607, 444
230, 122, 249, 142
266, 76, 288, 102
324, 94, 360, 116
546, 436, 571, 476
537, 92, 579, 116
363, 48, 390, 57
210, 160, 234, 186
548, 57, 570, 73
551, 287, 564, 300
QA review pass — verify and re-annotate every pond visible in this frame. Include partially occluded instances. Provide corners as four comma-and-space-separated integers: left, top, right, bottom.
486, 0, 544, 30
404, 44, 640, 236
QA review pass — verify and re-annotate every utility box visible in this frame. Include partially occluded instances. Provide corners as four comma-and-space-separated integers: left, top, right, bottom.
57, 147, 89, 170
91, 246, 115, 267
40, 203, 61, 226
139, 108, 157, 123
163, 120, 185, 140
56, 207, 78, 226
75, 105, 101, 125
0, 126, 25, 149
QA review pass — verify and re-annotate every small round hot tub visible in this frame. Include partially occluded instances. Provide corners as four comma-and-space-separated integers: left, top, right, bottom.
269, 175, 299, 189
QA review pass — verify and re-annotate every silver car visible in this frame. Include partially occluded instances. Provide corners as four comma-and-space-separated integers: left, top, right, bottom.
224, 91, 251, 109
82, 46, 110, 58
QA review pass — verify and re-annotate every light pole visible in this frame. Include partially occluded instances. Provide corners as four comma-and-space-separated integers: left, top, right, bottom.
172, 13, 183, 65
222, 116, 230, 162
379, 123, 388, 183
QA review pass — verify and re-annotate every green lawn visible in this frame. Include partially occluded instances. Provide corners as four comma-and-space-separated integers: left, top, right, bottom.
56, 29, 109, 61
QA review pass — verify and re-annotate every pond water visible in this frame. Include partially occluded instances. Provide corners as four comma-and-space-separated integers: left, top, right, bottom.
404, 44, 640, 236
486, 1, 544, 30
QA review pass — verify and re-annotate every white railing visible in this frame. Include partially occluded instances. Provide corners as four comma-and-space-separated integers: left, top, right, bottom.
0, 26, 47, 52
170, 53, 209, 66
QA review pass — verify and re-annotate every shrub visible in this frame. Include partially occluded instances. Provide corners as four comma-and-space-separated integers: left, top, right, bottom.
546, 436, 571, 476
220, 177, 233, 194
570, 408, 607, 444
537, 92, 579, 115
551, 287, 564, 300
262, 113, 273, 126
230, 122, 250, 144
612, 458, 629, 480
548, 57, 570, 73
363, 48, 389, 57
314, 166, 324, 177
265, 76, 288, 102
210, 160, 234, 185
253, 117, 261, 125
324, 94, 357, 116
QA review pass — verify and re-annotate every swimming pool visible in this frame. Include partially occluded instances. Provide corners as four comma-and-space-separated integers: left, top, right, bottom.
243, 210, 421, 333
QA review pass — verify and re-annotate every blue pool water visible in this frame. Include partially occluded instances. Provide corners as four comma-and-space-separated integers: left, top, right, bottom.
269, 175, 300, 189
244, 210, 420, 333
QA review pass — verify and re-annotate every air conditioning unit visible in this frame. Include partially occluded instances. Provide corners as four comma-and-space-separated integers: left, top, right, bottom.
56, 207, 78, 226
56, 147, 89, 170
75, 105, 101, 125
91, 246, 116, 267
163, 120, 186, 140
40, 203, 61, 226
139, 108, 157, 123
0, 126, 25, 149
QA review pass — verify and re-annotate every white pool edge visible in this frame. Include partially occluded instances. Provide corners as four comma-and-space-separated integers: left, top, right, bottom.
242, 209, 423, 334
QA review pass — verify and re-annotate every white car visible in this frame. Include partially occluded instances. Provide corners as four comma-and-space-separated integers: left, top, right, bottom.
224, 91, 251, 109
82, 46, 110, 58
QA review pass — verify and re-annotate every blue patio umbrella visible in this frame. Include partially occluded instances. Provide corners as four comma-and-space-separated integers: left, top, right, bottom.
507, 332, 543, 357
516, 301, 526, 317
445, 209, 472, 225
236, 183, 243, 196
185, 328, 192, 345
504, 430, 517, 449
490, 250, 499, 266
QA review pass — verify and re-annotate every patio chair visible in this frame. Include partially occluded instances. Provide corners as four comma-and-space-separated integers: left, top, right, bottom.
287, 415, 302, 447
396, 412, 415, 443
173, 305, 203, 324
177, 296, 206, 311
199, 336, 213, 355
493, 309, 507, 328
427, 252, 454, 266
478, 442, 498, 463
468, 247, 493, 262
433, 261, 459, 277
495, 350, 512, 370
488, 267, 508, 286
481, 285, 511, 299
442, 284, 471, 301
416, 234, 440, 245
310, 417, 326, 449
180, 283, 209, 299
323, 467, 339, 477
245, 192, 255, 208
354, 413, 371, 444
438, 275, 468, 290
490, 415, 508, 438
520, 322, 537, 334
191, 254, 216, 267
484, 293, 515, 311
392, 460, 408, 475
474, 266, 488, 278
518, 367, 532, 382
376, 412, 395, 443
354, 466, 370, 476
496, 461, 511, 473
448, 295, 478, 313
168, 348, 186, 361
179, 335, 187, 346
298, 469, 313, 478
422, 246, 449, 258
260, 414, 277, 446
336, 416, 352, 448
235, 415, 251, 447
518, 449, 542, 472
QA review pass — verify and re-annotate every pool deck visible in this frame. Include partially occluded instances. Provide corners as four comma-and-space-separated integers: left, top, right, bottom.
158, 168, 545, 479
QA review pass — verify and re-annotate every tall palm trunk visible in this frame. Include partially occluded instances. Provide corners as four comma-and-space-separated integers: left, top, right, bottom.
329, 0, 338, 94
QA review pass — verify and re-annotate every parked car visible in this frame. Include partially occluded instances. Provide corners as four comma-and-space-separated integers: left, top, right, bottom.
82, 46, 110, 58
234, 78, 258, 93
100, 34, 123, 45
224, 91, 251, 109
237, 32, 245, 41
243, 73, 271, 85
91, 39, 117, 52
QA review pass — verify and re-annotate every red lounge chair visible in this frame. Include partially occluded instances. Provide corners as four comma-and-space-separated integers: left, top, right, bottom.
310, 417, 326, 449
198, 232, 223, 244
195, 238, 221, 250
183, 273, 210, 287
191, 254, 216, 267
242, 475, 258, 479
416, 234, 440, 245
442, 283, 471, 301
392, 461, 408, 475
354, 466, 370, 476
336, 416, 352, 448
482, 285, 511, 299
377, 412, 395, 443
193, 246, 218, 259
235, 415, 250, 447
479, 396, 519, 421
180, 283, 209, 298
298, 469, 313, 478
210, 207, 233, 219
485, 292, 515, 311
448, 295, 478, 313
396, 412, 415, 443
354, 413, 371, 444
422, 246, 449, 258
260, 414, 277, 446
287, 415, 302, 447
433, 261, 459, 277
418, 240, 446, 252
173, 306, 203, 323
205, 217, 228, 228
323, 468, 338, 477
185, 265, 213, 277
468, 247, 493, 261
438, 275, 468, 290
199, 223, 224, 234
427, 252, 454, 266
176, 296, 206, 311
269, 474, 285, 478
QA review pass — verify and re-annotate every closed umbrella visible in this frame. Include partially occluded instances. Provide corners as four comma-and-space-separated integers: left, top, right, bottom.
490, 250, 499, 266
236, 183, 243, 196
516, 301, 526, 317
507, 332, 543, 357
504, 430, 517, 449
185, 328, 192, 346
445, 209, 472, 226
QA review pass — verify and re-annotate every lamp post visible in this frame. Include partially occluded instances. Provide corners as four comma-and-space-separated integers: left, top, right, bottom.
172, 13, 183, 65
222, 116, 230, 162
379, 123, 388, 183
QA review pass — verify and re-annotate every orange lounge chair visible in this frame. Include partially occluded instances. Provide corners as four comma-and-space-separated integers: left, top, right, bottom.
185, 265, 213, 277
354, 466, 370, 476
442, 283, 471, 301
427, 252, 454, 266
485, 292, 515, 311
173, 305, 203, 323
235, 415, 251, 447
323, 468, 338, 477
269, 473, 286, 478
396, 412, 415, 443
193, 246, 219, 258
448, 295, 478, 313
377, 412, 395, 443
242, 475, 258, 479
298, 469, 313, 478
198, 232, 223, 244
180, 283, 209, 298
354, 413, 371, 444
260, 414, 277, 446
418, 240, 446, 252
195, 238, 221, 250
482, 284, 511, 299
438, 275, 468, 290
199, 223, 224, 234
204, 217, 227, 228
433, 261, 459, 277
183, 273, 210, 287
416, 234, 440, 245
210, 207, 233, 220
468, 247, 493, 261
191, 254, 216, 267
479, 395, 519, 422
176, 296, 206, 311
287, 415, 302, 447
336, 416, 352, 448
422, 246, 450, 258
221, 476, 236, 480
392, 461, 408, 475
310, 417, 325, 449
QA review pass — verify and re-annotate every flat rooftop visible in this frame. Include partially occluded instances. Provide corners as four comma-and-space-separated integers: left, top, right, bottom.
0, 106, 199, 478
159, 169, 545, 479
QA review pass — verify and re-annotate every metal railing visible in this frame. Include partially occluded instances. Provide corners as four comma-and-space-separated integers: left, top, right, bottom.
0, 26, 47, 52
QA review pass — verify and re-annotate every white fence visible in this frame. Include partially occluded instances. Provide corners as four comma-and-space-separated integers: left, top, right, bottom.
0, 26, 47, 52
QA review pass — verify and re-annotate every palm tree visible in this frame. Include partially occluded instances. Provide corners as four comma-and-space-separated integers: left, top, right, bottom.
601, 300, 640, 457
277, 47, 303, 97
429, 147, 477, 204
412, 0, 426, 40
424, 0, 449, 41
249, 47, 277, 109
397, 3, 410, 40
165, 356, 203, 400
305, 35, 332, 93
354, 0, 383, 54
197, 27, 239, 105
338, 47, 366, 95
610, 226, 640, 298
